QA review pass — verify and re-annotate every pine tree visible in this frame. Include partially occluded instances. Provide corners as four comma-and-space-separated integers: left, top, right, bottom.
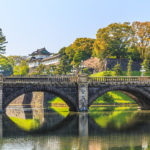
0, 28, 7, 54
113, 63, 123, 76
127, 58, 133, 76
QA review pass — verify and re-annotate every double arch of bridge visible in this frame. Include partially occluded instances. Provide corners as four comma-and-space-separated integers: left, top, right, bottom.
3, 84, 78, 111
1, 75, 150, 111
3, 84, 150, 111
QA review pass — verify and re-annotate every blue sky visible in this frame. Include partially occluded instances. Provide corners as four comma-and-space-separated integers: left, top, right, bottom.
0, 0, 150, 56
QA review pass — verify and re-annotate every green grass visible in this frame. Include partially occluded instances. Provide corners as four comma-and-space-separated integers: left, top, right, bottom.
93, 91, 136, 104
48, 97, 67, 105
48, 97, 69, 117
90, 71, 116, 77
9, 117, 40, 131
90, 70, 150, 77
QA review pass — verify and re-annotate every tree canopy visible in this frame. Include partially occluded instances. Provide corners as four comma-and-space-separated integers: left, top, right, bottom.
0, 28, 7, 54
13, 60, 29, 76
0, 57, 13, 76
54, 47, 72, 75
131, 21, 150, 59
94, 21, 150, 61
94, 22, 132, 60
65, 38, 95, 69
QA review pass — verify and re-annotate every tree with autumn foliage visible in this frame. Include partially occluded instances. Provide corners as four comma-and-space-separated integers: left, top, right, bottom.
65, 38, 95, 69
131, 21, 150, 59
94, 22, 132, 60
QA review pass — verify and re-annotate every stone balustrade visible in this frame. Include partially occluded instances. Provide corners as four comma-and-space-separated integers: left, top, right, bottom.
1, 75, 150, 85
88, 76, 150, 84
2, 76, 78, 84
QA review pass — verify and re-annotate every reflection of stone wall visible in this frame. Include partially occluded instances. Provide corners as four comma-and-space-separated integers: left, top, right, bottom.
8, 94, 25, 106
30, 92, 44, 107
6, 107, 27, 119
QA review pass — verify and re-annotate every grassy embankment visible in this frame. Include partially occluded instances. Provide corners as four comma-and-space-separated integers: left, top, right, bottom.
90, 71, 141, 76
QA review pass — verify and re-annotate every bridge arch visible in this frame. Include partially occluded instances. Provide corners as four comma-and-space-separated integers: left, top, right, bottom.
89, 85, 150, 110
4, 85, 77, 111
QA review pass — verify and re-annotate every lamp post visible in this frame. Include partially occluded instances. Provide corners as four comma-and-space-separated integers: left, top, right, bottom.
140, 65, 146, 77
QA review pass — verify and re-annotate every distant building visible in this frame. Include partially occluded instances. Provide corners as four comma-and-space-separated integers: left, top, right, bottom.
28, 47, 60, 68
29, 47, 51, 59
28, 48, 52, 68
41, 54, 60, 66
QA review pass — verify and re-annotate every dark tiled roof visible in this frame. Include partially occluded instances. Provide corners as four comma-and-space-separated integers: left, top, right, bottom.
30, 48, 51, 56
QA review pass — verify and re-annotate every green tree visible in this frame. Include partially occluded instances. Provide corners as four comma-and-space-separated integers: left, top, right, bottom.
20, 60, 29, 75
34, 64, 45, 75
0, 58, 13, 76
82, 67, 91, 74
73, 50, 88, 69
103, 69, 112, 76
142, 58, 150, 76
13, 66, 20, 75
7, 56, 25, 67
65, 38, 95, 68
55, 47, 72, 75
132, 21, 150, 59
13, 60, 29, 76
0, 28, 7, 54
113, 63, 123, 76
127, 58, 133, 76
127, 46, 141, 61
94, 22, 132, 60
45, 65, 56, 75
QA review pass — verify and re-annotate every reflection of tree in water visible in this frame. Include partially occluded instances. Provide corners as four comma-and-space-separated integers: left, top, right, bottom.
89, 107, 139, 130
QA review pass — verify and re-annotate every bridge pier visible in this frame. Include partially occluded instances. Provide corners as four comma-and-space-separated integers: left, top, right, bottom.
78, 74, 88, 112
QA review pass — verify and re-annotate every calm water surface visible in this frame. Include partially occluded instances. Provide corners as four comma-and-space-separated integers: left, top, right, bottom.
1, 106, 150, 150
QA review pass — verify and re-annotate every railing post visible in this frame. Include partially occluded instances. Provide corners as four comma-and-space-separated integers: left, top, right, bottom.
78, 74, 89, 112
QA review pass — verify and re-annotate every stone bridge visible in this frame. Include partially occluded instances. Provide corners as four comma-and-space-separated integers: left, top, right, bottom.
1, 75, 150, 112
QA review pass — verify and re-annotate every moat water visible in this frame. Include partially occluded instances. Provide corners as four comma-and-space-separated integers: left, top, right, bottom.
1, 105, 150, 150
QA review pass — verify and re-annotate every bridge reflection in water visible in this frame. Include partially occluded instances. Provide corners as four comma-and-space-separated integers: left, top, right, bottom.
0, 107, 150, 149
